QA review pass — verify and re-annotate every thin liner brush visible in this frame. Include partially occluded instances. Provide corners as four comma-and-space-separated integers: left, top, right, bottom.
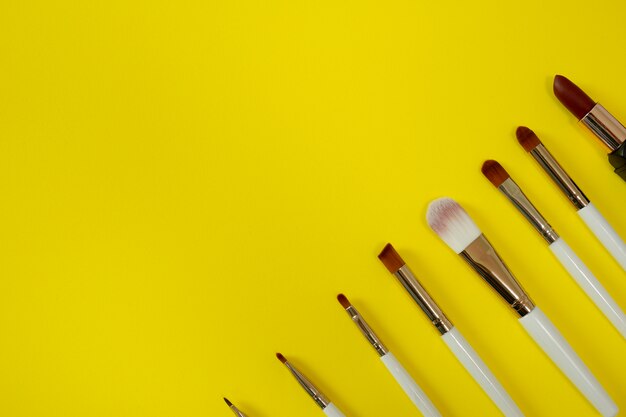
378, 244, 524, 417
516, 126, 626, 271
276, 353, 346, 417
224, 398, 249, 417
481, 160, 626, 339
337, 294, 442, 417
427, 197, 617, 417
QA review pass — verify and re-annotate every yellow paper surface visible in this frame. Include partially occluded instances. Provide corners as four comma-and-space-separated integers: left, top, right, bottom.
1, 1, 625, 416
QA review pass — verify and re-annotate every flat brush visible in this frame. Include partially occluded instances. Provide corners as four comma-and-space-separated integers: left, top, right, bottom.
378, 244, 524, 417
224, 398, 249, 417
337, 293, 442, 417
553, 75, 626, 180
276, 353, 346, 417
516, 126, 626, 271
427, 197, 618, 417
482, 160, 626, 338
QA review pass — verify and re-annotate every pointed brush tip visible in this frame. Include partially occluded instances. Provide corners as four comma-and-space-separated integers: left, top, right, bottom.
337, 293, 351, 309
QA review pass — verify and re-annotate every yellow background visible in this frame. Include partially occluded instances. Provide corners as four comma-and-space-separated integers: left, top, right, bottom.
1, 0, 625, 416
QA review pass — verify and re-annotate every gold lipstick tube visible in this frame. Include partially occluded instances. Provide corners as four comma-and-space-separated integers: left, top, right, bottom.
581, 104, 626, 151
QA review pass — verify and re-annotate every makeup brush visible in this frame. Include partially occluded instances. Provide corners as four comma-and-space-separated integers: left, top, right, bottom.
276, 353, 346, 417
378, 244, 524, 417
427, 197, 618, 417
553, 75, 626, 180
481, 160, 626, 338
337, 293, 442, 417
516, 126, 626, 271
224, 397, 249, 417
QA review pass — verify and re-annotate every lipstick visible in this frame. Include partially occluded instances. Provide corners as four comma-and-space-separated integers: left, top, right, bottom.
553, 75, 626, 180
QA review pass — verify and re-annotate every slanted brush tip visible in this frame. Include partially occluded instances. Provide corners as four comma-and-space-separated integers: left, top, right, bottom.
481, 160, 510, 188
337, 294, 351, 309
378, 243, 405, 274
276, 352, 287, 364
516, 126, 542, 152
224, 397, 233, 407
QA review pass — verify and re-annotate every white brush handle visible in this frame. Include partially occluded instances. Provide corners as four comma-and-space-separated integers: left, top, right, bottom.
323, 403, 346, 417
519, 307, 618, 417
578, 202, 626, 271
549, 238, 626, 339
380, 352, 442, 417
441, 327, 524, 417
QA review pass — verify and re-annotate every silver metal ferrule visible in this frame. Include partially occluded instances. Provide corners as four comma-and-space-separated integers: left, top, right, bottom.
229, 405, 248, 417
461, 234, 535, 317
284, 362, 330, 409
344, 305, 388, 356
498, 177, 559, 244
530, 144, 590, 210
581, 103, 626, 151
394, 265, 453, 335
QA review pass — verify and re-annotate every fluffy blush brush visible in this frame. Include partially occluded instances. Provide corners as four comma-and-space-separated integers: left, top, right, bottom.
427, 198, 618, 417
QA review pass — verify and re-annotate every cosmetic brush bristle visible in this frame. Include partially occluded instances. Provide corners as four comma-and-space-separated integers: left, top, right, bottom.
378, 243, 405, 273
337, 294, 352, 309
516, 126, 542, 152
427, 198, 481, 254
481, 160, 510, 188
224, 397, 233, 407
276, 352, 287, 364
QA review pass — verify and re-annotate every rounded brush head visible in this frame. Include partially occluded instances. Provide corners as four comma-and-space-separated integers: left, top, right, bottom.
427, 198, 481, 254
516, 126, 542, 152
337, 293, 351, 309
481, 160, 510, 188
378, 243, 405, 274
276, 352, 287, 364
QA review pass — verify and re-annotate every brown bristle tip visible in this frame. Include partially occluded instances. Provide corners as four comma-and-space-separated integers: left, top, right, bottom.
224, 398, 233, 407
481, 160, 510, 187
377, 243, 405, 273
516, 126, 541, 152
276, 352, 287, 363
337, 294, 351, 309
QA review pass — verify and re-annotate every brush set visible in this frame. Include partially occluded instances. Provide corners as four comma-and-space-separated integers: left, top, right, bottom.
223, 76, 625, 416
